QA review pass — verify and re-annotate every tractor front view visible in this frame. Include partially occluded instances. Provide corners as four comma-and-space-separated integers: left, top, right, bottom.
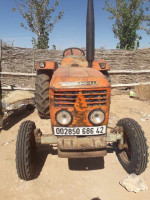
16, 0, 148, 181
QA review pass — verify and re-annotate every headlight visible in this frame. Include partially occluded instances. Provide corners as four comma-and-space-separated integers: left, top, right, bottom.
39, 62, 46, 68
89, 109, 105, 125
99, 63, 106, 69
56, 110, 72, 126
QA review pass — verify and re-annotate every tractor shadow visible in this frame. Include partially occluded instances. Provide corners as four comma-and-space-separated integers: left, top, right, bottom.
68, 144, 116, 171
34, 145, 58, 179
91, 198, 101, 200
68, 157, 104, 171
2, 105, 35, 130
34, 143, 116, 178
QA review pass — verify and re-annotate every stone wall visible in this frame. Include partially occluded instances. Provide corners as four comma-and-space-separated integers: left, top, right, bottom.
1, 46, 150, 89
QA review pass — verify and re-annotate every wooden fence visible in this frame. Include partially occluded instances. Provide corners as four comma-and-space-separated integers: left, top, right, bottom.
0, 39, 3, 127
0, 70, 150, 91
1, 39, 150, 92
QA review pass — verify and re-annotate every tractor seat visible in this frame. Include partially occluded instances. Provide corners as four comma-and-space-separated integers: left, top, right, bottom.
63, 47, 85, 57
61, 55, 88, 68
61, 47, 88, 67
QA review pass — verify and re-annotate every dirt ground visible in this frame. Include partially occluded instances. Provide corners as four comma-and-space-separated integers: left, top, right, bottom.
0, 95, 150, 200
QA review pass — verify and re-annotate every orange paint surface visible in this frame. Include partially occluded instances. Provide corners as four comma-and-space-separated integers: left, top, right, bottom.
92, 60, 110, 71
49, 67, 111, 133
36, 61, 58, 71
61, 56, 88, 67
50, 88, 110, 130
50, 67, 110, 89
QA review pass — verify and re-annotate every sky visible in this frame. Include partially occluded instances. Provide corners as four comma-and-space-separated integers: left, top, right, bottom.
0, 0, 150, 50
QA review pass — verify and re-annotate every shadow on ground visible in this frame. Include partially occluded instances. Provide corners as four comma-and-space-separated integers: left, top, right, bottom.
68, 144, 116, 171
2, 105, 35, 130
28, 143, 117, 179
34, 143, 116, 176
68, 157, 105, 171
34, 145, 58, 179
91, 198, 101, 200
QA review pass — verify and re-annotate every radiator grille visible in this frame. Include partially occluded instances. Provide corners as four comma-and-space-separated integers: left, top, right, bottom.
54, 90, 107, 107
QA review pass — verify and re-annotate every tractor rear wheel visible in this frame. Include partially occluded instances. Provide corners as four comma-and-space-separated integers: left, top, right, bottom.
16, 121, 36, 180
116, 118, 148, 175
35, 74, 50, 119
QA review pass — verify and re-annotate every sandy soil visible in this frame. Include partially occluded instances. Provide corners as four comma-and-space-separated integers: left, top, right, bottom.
0, 95, 150, 200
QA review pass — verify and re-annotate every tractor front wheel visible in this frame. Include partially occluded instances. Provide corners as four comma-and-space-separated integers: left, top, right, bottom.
16, 121, 37, 180
116, 118, 148, 175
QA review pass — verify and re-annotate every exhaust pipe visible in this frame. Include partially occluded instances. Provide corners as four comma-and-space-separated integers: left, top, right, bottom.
86, 0, 95, 68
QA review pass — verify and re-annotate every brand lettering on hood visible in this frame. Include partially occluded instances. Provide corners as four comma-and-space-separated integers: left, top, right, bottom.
61, 81, 98, 87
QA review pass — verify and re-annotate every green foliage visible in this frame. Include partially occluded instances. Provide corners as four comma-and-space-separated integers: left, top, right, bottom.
13, 0, 64, 49
104, 0, 150, 49
52, 44, 56, 50
143, 0, 150, 35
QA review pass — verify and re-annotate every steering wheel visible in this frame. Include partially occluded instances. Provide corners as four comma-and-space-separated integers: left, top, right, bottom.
63, 47, 85, 57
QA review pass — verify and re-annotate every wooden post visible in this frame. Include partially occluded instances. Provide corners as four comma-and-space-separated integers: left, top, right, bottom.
0, 39, 3, 128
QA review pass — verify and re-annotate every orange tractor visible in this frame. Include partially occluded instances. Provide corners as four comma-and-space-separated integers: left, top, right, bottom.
16, 0, 148, 180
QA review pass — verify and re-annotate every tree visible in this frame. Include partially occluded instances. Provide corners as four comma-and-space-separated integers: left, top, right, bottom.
52, 44, 56, 50
144, 0, 150, 36
104, 0, 150, 49
13, 0, 63, 49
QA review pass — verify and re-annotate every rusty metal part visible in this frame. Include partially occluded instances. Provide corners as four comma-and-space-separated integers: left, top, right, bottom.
34, 128, 42, 143
41, 135, 57, 144
58, 148, 107, 158
57, 135, 107, 150
121, 132, 131, 160
107, 126, 116, 129
107, 126, 124, 145
34, 130, 58, 144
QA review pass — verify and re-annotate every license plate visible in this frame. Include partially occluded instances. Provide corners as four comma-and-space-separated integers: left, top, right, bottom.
54, 126, 106, 136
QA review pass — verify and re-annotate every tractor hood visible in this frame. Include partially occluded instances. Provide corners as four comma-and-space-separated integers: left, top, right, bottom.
50, 67, 110, 90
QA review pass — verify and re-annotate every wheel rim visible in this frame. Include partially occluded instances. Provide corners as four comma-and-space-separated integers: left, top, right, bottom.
119, 131, 131, 164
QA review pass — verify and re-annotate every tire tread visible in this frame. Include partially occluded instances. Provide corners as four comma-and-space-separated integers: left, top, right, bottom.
16, 121, 36, 180
35, 74, 50, 119
116, 118, 148, 175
